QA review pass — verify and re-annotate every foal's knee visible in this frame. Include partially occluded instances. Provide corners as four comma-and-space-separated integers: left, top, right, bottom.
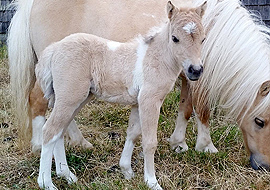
142, 140, 158, 154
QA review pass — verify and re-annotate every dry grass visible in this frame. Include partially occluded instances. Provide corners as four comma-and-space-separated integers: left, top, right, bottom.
1, 47, 270, 189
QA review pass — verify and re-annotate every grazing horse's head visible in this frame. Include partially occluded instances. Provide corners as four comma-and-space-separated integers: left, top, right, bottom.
167, 1, 206, 81
240, 80, 270, 170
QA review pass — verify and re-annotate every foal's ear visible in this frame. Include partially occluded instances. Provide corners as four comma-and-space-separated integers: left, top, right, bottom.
259, 80, 270, 96
195, 1, 207, 17
167, 1, 176, 19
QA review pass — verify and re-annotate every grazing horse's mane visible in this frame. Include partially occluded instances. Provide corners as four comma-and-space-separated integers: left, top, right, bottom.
193, 0, 270, 121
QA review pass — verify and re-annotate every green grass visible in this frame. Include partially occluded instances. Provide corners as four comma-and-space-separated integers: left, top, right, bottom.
1, 48, 270, 189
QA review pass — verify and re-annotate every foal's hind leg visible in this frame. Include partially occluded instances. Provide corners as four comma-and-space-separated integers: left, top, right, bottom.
169, 74, 192, 153
119, 105, 141, 179
30, 82, 92, 152
65, 120, 93, 149
38, 82, 90, 189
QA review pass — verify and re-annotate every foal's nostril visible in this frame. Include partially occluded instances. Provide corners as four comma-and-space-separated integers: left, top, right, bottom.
188, 65, 195, 74
188, 65, 203, 75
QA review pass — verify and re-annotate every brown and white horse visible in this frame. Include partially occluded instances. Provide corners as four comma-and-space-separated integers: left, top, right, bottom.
7, 0, 270, 178
12, 1, 206, 189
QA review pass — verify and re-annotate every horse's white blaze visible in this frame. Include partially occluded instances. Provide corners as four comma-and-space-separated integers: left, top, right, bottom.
107, 41, 121, 51
183, 22, 196, 34
31, 116, 45, 151
195, 113, 218, 153
131, 38, 148, 94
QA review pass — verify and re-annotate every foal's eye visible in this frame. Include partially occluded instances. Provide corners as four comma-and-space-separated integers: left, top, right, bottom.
255, 117, 265, 128
201, 38, 206, 44
172, 35, 179, 43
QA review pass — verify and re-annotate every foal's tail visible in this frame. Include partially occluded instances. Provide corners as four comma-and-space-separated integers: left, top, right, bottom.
35, 46, 55, 108
7, 0, 35, 141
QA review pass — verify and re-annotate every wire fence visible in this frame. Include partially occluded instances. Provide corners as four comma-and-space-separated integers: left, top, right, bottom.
0, 0, 15, 46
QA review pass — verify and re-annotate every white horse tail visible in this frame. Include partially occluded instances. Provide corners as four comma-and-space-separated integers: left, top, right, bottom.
7, 0, 35, 140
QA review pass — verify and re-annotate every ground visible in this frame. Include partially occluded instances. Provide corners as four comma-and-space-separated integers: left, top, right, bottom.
1, 47, 270, 189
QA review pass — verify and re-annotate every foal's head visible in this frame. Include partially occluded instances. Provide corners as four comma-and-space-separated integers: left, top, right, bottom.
167, 1, 206, 81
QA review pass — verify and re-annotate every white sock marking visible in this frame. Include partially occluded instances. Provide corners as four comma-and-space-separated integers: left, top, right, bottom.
31, 116, 46, 151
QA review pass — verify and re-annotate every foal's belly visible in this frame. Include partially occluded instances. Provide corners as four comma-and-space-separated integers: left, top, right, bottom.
91, 83, 138, 105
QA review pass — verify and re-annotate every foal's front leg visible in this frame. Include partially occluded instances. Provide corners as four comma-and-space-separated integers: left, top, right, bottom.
138, 92, 164, 190
120, 105, 141, 179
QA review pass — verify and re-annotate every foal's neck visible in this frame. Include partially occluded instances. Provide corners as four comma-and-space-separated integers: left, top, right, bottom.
146, 23, 182, 77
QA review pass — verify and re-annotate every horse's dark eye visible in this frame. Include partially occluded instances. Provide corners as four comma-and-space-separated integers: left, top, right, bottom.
255, 117, 265, 128
172, 35, 179, 43
201, 38, 206, 44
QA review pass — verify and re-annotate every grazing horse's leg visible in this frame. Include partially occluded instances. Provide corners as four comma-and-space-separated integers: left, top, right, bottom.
169, 75, 217, 153
169, 74, 192, 153
29, 82, 48, 152
120, 105, 141, 179
30, 82, 92, 152
194, 106, 218, 153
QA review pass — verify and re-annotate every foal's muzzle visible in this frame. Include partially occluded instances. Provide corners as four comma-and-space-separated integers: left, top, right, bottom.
250, 154, 269, 171
186, 64, 203, 81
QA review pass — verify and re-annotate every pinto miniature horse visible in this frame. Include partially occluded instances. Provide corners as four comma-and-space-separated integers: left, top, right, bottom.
33, 1, 206, 189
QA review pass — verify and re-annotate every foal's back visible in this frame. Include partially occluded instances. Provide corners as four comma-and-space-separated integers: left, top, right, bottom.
38, 33, 140, 105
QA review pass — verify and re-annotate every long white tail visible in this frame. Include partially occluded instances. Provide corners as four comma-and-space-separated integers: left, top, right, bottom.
7, 0, 35, 139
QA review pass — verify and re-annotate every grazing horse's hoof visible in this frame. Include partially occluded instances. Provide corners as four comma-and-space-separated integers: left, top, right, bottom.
167, 138, 189, 153
195, 142, 218, 153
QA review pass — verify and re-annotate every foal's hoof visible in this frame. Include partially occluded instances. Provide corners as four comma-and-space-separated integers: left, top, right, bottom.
57, 170, 78, 184
147, 181, 163, 190
37, 177, 58, 190
81, 139, 94, 149
121, 168, 134, 180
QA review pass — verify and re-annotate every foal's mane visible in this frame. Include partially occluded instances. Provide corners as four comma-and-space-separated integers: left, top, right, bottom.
193, 0, 270, 121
